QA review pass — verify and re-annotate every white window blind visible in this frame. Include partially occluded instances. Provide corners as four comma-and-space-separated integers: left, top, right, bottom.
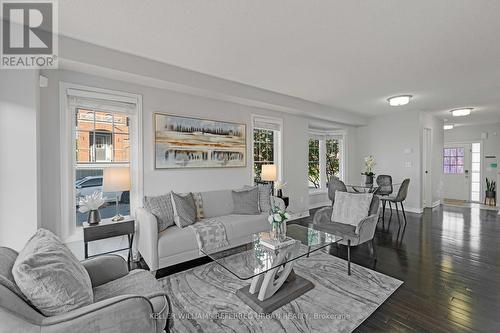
253, 116, 282, 131
67, 88, 137, 114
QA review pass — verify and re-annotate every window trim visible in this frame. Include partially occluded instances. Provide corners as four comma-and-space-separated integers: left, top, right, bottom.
59, 82, 143, 242
251, 114, 283, 184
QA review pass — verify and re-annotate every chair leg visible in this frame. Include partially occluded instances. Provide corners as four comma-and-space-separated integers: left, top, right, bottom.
395, 202, 401, 230
381, 200, 386, 229
347, 240, 351, 276
399, 202, 408, 243
387, 202, 393, 230
370, 238, 377, 260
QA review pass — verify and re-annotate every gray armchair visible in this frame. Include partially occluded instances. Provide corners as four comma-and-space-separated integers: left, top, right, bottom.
313, 195, 380, 275
0, 248, 169, 333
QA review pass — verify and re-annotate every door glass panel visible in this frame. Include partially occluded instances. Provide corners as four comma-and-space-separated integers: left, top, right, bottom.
472, 162, 480, 172
472, 172, 480, 182
471, 183, 480, 192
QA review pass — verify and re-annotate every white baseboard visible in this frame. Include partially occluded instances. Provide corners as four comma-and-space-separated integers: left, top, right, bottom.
403, 206, 424, 214
431, 200, 441, 208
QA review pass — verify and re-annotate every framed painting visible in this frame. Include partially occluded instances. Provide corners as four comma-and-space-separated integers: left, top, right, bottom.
154, 113, 247, 169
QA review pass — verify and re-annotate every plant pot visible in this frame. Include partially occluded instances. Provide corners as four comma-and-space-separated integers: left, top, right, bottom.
486, 191, 496, 198
87, 210, 101, 225
362, 174, 374, 186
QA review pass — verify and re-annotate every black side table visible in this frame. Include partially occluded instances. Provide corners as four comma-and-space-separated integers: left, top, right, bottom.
83, 217, 135, 270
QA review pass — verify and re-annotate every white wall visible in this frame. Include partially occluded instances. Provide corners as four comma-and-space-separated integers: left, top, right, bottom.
444, 123, 500, 198
355, 110, 422, 211
0, 70, 40, 250
39, 69, 320, 238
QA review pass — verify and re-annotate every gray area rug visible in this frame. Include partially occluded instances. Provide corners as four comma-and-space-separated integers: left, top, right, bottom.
159, 249, 402, 332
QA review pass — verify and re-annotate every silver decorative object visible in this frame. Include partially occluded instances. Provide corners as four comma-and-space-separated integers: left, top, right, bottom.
87, 209, 101, 225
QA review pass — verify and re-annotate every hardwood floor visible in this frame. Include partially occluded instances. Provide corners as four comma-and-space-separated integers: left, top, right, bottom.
155, 205, 500, 332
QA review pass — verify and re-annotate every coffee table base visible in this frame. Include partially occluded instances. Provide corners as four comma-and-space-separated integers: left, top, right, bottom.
236, 271, 314, 314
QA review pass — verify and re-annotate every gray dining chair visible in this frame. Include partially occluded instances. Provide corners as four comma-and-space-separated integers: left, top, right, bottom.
328, 177, 348, 205
380, 178, 410, 232
376, 175, 393, 228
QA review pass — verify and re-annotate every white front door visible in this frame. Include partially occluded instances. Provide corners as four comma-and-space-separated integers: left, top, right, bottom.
442, 143, 471, 201
422, 128, 433, 207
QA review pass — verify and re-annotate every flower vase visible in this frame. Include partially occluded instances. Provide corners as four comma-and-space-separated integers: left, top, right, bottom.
270, 222, 287, 242
362, 174, 373, 186
87, 209, 101, 225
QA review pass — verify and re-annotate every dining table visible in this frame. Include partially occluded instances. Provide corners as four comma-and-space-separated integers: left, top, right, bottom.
344, 182, 402, 194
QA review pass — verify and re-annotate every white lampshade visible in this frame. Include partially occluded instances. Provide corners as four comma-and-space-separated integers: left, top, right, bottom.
261, 164, 277, 181
103, 167, 130, 192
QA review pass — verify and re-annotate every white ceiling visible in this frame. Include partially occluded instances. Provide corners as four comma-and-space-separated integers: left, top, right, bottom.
58, 0, 500, 125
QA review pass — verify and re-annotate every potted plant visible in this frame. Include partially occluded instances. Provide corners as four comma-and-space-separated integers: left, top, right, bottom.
485, 178, 496, 205
267, 206, 291, 241
361, 155, 376, 186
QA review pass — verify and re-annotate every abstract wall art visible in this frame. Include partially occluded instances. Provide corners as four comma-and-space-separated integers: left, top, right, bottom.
154, 113, 246, 169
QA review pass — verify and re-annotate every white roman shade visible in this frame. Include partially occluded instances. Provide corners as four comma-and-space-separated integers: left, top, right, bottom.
67, 88, 137, 114
253, 116, 282, 131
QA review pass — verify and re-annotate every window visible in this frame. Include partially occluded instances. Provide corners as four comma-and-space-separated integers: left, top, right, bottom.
326, 138, 340, 182
470, 143, 481, 202
253, 129, 274, 182
308, 139, 320, 188
308, 133, 344, 190
252, 116, 282, 183
443, 147, 464, 174
75, 109, 131, 226
61, 84, 142, 241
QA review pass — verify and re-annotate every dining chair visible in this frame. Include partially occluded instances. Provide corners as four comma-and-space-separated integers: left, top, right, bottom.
376, 175, 393, 228
328, 177, 348, 205
380, 178, 410, 233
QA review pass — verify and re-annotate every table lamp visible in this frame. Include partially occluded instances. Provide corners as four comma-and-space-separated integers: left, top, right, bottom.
261, 164, 277, 195
103, 167, 130, 221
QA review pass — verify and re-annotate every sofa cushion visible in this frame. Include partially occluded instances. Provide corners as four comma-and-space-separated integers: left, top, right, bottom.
12, 229, 93, 316
157, 214, 269, 259
93, 269, 168, 316
257, 183, 272, 213
232, 187, 260, 215
144, 193, 175, 232
200, 190, 234, 218
171, 192, 197, 228
331, 192, 373, 228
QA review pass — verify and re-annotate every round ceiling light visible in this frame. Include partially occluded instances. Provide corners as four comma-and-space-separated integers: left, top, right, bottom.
450, 108, 473, 117
387, 95, 412, 106
443, 124, 454, 130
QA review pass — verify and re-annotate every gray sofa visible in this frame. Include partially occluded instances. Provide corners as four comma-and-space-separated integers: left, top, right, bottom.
136, 188, 283, 273
0, 248, 168, 333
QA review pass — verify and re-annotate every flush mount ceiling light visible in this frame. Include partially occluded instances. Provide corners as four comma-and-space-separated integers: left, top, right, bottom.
450, 108, 473, 117
443, 124, 454, 130
387, 95, 412, 106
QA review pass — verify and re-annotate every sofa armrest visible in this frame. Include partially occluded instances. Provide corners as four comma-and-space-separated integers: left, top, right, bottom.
357, 214, 379, 243
40, 295, 158, 333
136, 207, 159, 271
312, 207, 333, 225
81, 255, 129, 287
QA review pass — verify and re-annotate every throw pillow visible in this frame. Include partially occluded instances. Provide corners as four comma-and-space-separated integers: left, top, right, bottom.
245, 183, 272, 213
331, 192, 373, 232
143, 193, 175, 232
12, 229, 93, 316
257, 183, 272, 213
171, 192, 197, 228
232, 187, 260, 215
192, 192, 205, 221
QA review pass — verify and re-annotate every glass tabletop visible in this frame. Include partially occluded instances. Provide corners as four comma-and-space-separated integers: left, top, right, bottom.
201, 224, 343, 280
345, 182, 402, 192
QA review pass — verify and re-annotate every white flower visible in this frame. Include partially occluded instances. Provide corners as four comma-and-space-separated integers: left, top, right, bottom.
284, 212, 291, 219
267, 215, 274, 224
78, 191, 105, 213
273, 214, 282, 222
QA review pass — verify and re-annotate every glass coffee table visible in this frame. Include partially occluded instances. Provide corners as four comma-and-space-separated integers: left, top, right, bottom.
201, 224, 343, 313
